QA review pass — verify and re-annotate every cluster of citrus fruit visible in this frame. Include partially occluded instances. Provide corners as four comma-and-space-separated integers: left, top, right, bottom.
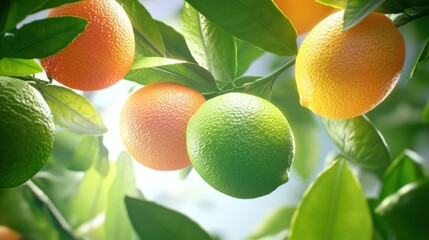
120, 82, 295, 199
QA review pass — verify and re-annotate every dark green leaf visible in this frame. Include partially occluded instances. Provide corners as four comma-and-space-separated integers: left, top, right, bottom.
249, 206, 296, 239
0, 16, 87, 59
125, 57, 219, 94
116, 0, 165, 57
235, 39, 264, 77
322, 115, 390, 169
368, 199, 394, 240
271, 77, 319, 180
0, 58, 43, 76
376, 178, 429, 240
38, 85, 107, 135
182, 3, 237, 82
410, 38, 429, 80
156, 20, 195, 62
378, 0, 429, 13
34, 0, 81, 12
289, 158, 373, 240
0, 0, 46, 34
379, 150, 425, 200
68, 136, 99, 171
105, 152, 139, 240
185, 0, 297, 56
343, 0, 385, 30
125, 196, 212, 240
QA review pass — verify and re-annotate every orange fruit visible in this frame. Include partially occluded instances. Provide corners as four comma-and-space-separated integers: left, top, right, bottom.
40, 0, 135, 91
186, 93, 295, 199
0, 226, 21, 240
0, 77, 55, 188
120, 82, 206, 171
295, 11, 406, 119
274, 0, 335, 35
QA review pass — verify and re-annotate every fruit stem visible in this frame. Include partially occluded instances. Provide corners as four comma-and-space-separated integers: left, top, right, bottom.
12, 75, 51, 85
25, 180, 84, 240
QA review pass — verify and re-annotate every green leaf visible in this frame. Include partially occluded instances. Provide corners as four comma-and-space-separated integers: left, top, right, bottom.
125, 57, 219, 94
116, 0, 165, 57
249, 206, 296, 239
95, 137, 110, 177
379, 150, 425, 200
289, 158, 373, 240
343, 0, 385, 30
410, 38, 429, 80
271, 77, 319, 180
368, 199, 393, 240
178, 166, 193, 181
68, 136, 99, 171
0, 16, 88, 59
184, 0, 297, 56
0, 58, 43, 76
422, 100, 429, 122
376, 178, 429, 240
235, 39, 264, 77
38, 85, 107, 135
125, 196, 212, 240
105, 152, 139, 240
34, 0, 81, 12
0, 0, 46, 34
322, 115, 390, 169
316, 0, 345, 9
182, 3, 237, 82
156, 20, 195, 62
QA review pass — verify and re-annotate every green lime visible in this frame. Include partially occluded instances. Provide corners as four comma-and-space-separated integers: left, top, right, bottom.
186, 92, 295, 199
0, 77, 55, 188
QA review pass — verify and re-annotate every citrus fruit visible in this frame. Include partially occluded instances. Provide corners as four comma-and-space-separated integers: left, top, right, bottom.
186, 92, 295, 199
0, 226, 21, 240
120, 82, 206, 171
274, 0, 335, 35
40, 0, 135, 91
295, 11, 406, 119
0, 77, 55, 188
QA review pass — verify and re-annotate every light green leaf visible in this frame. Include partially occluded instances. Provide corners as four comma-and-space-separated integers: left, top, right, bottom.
249, 206, 296, 239
422, 100, 429, 122
376, 178, 429, 240
156, 20, 195, 62
0, 58, 43, 76
235, 39, 264, 77
379, 150, 425, 200
316, 0, 345, 9
0, 0, 46, 34
68, 136, 99, 171
410, 38, 429, 80
343, 0, 386, 30
289, 158, 373, 240
182, 3, 237, 83
125, 57, 219, 94
38, 85, 107, 135
116, 0, 165, 57
105, 152, 139, 240
125, 196, 212, 240
271, 77, 319, 180
0, 16, 87, 59
322, 115, 390, 169
95, 137, 110, 177
185, 0, 297, 56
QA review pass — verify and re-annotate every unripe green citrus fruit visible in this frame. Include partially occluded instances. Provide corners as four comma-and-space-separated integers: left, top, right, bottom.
0, 77, 55, 188
187, 92, 295, 199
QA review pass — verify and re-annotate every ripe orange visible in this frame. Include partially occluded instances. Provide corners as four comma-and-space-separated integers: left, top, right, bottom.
40, 0, 135, 91
0, 226, 21, 240
120, 82, 206, 171
274, 0, 335, 35
0, 77, 55, 188
295, 11, 406, 119
186, 93, 295, 199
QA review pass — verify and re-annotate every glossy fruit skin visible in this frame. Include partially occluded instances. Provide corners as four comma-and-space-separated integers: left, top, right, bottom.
40, 0, 135, 91
187, 92, 295, 199
0, 77, 55, 188
295, 11, 405, 119
274, 0, 334, 35
120, 82, 206, 171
